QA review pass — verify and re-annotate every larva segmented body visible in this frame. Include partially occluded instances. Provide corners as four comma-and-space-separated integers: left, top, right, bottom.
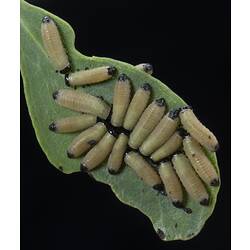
111, 74, 131, 127
53, 89, 111, 119
41, 16, 70, 73
135, 63, 153, 75
183, 135, 220, 186
179, 107, 219, 152
65, 66, 116, 87
49, 114, 97, 133
158, 161, 183, 208
172, 153, 209, 206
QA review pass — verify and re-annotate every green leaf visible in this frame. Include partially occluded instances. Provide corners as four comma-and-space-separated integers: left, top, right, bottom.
20, 0, 220, 241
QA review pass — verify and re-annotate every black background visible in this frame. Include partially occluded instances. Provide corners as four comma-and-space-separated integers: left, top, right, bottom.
21, 0, 231, 249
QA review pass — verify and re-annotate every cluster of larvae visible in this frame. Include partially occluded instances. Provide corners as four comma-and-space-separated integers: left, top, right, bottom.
42, 16, 220, 212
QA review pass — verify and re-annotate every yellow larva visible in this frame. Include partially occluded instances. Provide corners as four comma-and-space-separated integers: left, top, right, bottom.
179, 106, 219, 152
128, 98, 166, 149
158, 161, 183, 208
123, 83, 151, 131
80, 131, 117, 171
67, 122, 107, 158
150, 128, 186, 162
183, 135, 220, 186
124, 151, 163, 190
65, 66, 116, 87
172, 153, 209, 206
111, 74, 131, 127
139, 110, 180, 156
49, 114, 97, 133
53, 89, 111, 119
135, 63, 153, 75
41, 16, 70, 74
107, 133, 128, 174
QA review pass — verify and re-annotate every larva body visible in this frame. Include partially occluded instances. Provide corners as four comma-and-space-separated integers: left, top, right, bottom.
139, 110, 179, 156
183, 136, 220, 186
81, 131, 117, 171
150, 129, 184, 162
172, 153, 209, 206
124, 151, 162, 190
128, 98, 166, 149
53, 89, 111, 119
123, 83, 151, 131
111, 74, 131, 127
158, 161, 183, 208
41, 16, 70, 74
107, 133, 128, 174
65, 66, 116, 87
49, 114, 97, 133
67, 122, 107, 158
135, 63, 153, 75
179, 107, 219, 152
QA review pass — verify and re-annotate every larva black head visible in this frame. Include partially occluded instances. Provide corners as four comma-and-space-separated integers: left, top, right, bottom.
153, 183, 164, 192
168, 108, 181, 119
108, 127, 119, 138
67, 151, 74, 159
108, 169, 119, 175
183, 207, 193, 214
60, 65, 71, 74
141, 83, 152, 91
155, 98, 166, 107
42, 16, 51, 23
64, 74, 70, 86
80, 163, 88, 173
52, 90, 59, 100
200, 198, 209, 206
48, 122, 57, 132
180, 105, 193, 112
177, 128, 189, 138
210, 178, 220, 187
214, 143, 220, 151
118, 73, 129, 82
107, 66, 117, 76
142, 63, 153, 73
172, 201, 184, 208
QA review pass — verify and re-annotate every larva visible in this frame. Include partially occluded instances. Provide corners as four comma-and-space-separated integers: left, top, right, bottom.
139, 109, 180, 156
65, 66, 116, 87
150, 128, 186, 162
123, 83, 151, 131
111, 74, 131, 127
135, 63, 153, 75
41, 16, 70, 74
128, 98, 166, 149
67, 122, 107, 158
179, 106, 219, 152
49, 114, 97, 133
172, 153, 209, 206
53, 89, 111, 119
158, 161, 183, 208
107, 133, 128, 174
80, 130, 117, 171
124, 151, 163, 191
183, 135, 220, 186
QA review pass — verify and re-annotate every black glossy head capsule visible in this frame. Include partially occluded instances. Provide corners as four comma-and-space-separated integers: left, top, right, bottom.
135, 63, 153, 75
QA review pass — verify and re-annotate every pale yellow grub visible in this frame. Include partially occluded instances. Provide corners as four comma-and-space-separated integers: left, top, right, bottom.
107, 133, 128, 174
67, 122, 107, 158
128, 98, 166, 149
111, 74, 131, 127
135, 63, 153, 75
123, 83, 151, 131
124, 151, 162, 189
179, 108, 219, 152
81, 132, 116, 171
41, 16, 69, 72
172, 153, 209, 205
140, 112, 179, 156
49, 114, 97, 133
150, 130, 183, 162
53, 89, 111, 119
65, 66, 116, 86
159, 161, 183, 205
183, 136, 220, 186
